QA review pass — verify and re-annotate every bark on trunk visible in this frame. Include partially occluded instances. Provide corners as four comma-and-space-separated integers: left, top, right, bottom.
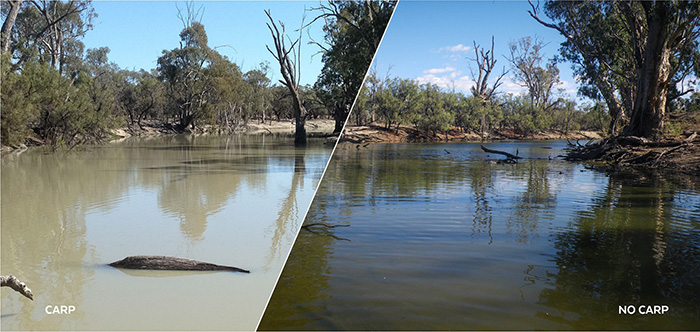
623, 4, 672, 140
333, 106, 346, 134
295, 109, 307, 145
0, 0, 22, 54
1, 275, 33, 300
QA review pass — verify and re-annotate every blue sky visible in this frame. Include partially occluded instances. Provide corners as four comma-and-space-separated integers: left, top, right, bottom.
82, 1, 326, 86
372, 1, 581, 99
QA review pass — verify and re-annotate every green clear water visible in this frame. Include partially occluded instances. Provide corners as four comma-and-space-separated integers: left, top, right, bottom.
260, 141, 700, 330
1, 135, 331, 331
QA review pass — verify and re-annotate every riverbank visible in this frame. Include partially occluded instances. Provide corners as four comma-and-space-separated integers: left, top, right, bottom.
2, 119, 337, 156
339, 124, 700, 175
111, 118, 337, 139
340, 124, 602, 144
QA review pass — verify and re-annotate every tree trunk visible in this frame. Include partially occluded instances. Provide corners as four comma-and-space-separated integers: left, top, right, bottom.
0, 0, 22, 54
295, 114, 307, 145
265, 10, 307, 146
624, 5, 672, 140
333, 105, 346, 134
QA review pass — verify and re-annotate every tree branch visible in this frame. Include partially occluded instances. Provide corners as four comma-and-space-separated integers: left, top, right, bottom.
1, 275, 34, 300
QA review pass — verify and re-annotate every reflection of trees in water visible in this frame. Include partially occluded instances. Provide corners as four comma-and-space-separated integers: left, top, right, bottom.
320, 145, 581, 244
468, 162, 495, 243
1, 135, 317, 329
534, 170, 700, 330
258, 156, 339, 331
142, 135, 307, 242
259, 225, 337, 330
265, 152, 306, 268
2, 151, 110, 329
329, 145, 472, 201
508, 160, 557, 243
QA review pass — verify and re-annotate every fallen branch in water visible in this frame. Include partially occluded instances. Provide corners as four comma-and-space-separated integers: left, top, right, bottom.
301, 223, 350, 229
481, 145, 522, 161
301, 224, 351, 241
1, 275, 34, 300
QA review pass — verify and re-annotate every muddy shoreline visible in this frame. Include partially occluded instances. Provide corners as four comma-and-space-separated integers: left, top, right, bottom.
1, 119, 338, 156
339, 124, 700, 176
340, 124, 602, 144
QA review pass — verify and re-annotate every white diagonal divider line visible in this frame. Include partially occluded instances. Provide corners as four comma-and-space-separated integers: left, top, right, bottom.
254, 1, 402, 329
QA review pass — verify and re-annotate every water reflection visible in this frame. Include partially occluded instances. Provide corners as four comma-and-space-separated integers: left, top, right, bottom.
260, 142, 700, 330
1, 135, 331, 331
536, 169, 700, 330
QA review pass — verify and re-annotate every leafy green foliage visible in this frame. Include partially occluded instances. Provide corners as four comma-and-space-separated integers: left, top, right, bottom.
354, 72, 608, 137
533, 1, 700, 138
313, 1, 396, 133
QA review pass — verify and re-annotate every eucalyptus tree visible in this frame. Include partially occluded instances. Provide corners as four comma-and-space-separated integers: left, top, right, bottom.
79, 47, 123, 120
528, 0, 700, 139
157, 19, 226, 131
414, 84, 453, 136
311, 1, 396, 134
120, 70, 165, 128
506, 36, 561, 114
3, 0, 95, 74
243, 63, 272, 123
0, 0, 22, 54
379, 77, 420, 130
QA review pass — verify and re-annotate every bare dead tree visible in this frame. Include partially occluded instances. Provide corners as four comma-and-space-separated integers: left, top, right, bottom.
265, 9, 307, 145
469, 36, 507, 139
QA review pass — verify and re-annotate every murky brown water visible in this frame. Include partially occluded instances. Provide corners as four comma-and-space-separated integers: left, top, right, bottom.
1, 135, 331, 331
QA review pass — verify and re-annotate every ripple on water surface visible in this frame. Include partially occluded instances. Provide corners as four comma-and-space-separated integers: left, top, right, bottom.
261, 141, 700, 331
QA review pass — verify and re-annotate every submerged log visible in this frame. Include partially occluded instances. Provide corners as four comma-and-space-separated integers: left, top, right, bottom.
109, 256, 250, 273
1, 275, 33, 300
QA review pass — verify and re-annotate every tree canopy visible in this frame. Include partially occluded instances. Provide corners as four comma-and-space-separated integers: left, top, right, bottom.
312, 1, 396, 133
529, 0, 700, 139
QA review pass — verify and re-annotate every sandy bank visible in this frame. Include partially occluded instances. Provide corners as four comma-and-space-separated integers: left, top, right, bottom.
340, 125, 602, 144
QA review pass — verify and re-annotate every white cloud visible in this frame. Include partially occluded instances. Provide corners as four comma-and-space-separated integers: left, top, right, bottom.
423, 66, 457, 74
499, 76, 528, 95
439, 44, 471, 53
415, 74, 475, 92
558, 79, 577, 95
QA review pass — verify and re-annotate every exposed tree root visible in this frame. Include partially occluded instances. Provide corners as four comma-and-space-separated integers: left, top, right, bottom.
566, 133, 700, 175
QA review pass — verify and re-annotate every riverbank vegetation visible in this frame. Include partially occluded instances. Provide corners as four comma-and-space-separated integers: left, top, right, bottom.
351, 40, 612, 140
349, 1, 699, 173
1, 1, 395, 150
